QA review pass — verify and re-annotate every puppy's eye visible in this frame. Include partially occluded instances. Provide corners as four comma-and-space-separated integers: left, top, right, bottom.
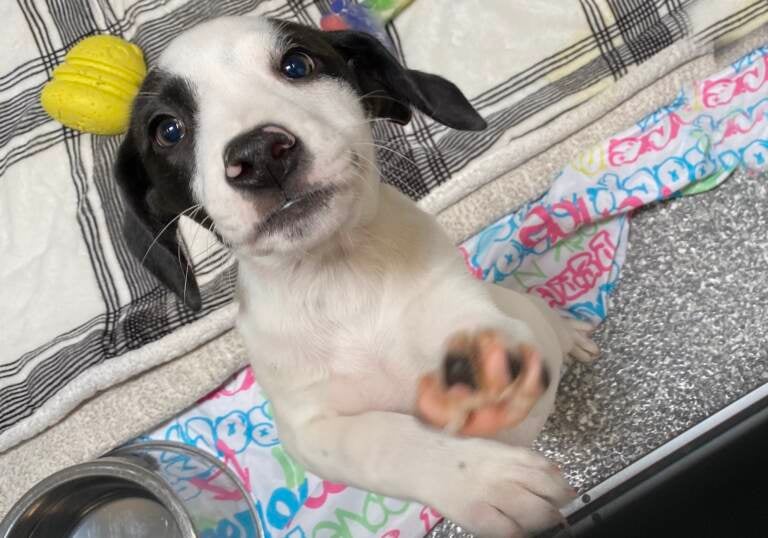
280, 50, 315, 80
152, 116, 185, 147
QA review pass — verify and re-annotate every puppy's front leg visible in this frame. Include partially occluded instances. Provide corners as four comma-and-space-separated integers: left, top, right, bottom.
276, 410, 573, 538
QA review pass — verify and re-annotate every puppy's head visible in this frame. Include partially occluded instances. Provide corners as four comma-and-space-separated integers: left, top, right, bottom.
116, 16, 485, 310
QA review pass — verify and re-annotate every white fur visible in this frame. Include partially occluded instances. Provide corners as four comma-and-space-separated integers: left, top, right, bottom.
158, 16, 589, 537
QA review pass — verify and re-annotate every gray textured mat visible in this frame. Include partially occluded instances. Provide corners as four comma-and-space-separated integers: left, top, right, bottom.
537, 167, 768, 491
431, 169, 768, 537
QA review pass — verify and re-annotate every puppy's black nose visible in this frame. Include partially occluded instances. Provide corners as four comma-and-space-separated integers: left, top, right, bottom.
223, 125, 301, 190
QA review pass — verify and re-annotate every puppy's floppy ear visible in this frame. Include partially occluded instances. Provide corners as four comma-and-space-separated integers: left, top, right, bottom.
326, 31, 486, 131
114, 131, 202, 311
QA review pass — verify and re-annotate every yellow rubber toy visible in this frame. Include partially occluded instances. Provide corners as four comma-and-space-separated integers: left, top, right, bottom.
40, 35, 147, 135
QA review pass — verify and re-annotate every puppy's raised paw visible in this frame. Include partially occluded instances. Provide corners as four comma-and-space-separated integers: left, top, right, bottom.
417, 330, 550, 437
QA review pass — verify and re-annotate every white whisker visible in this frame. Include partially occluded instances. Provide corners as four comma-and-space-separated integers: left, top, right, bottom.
141, 204, 201, 265
352, 141, 417, 167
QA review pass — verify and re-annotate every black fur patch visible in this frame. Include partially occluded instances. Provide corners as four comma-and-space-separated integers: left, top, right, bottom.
271, 20, 486, 130
115, 70, 206, 310
125, 70, 200, 217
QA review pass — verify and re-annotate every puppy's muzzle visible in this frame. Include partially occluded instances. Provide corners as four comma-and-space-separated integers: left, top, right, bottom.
223, 124, 301, 191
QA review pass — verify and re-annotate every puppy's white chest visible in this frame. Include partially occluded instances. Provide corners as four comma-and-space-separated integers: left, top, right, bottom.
238, 282, 418, 415
322, 319, 417, 413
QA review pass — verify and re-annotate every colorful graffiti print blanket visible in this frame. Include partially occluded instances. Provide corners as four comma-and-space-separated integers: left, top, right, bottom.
141, 44, 768, 538
462, 44, 768, 326
143, 368, 440, 538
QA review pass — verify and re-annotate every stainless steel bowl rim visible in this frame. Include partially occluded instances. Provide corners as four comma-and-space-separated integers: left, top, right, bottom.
0, 456, 197, 538
1, 440, 261, 538
111, 440, 261, 538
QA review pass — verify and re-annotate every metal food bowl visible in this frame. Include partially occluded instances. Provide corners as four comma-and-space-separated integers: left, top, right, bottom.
0, 441, 261, 538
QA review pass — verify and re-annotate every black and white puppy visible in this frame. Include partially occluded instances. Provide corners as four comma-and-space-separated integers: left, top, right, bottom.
115, 16, 599, 537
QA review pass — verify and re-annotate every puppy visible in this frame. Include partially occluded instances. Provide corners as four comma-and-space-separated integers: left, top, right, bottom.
115, 16, 599, 537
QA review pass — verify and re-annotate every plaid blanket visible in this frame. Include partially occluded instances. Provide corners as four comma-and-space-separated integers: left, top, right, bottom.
1, 0, 766, 452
